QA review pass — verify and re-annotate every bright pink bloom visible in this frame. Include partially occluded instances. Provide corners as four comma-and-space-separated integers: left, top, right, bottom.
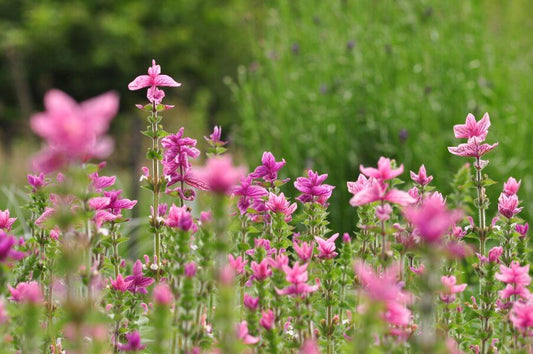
266, 192, 297, 222
31, 90, 118, 172
510, 301, 533, 334
404, 195, 462, 243
117, 331, 146, 352
348, 178, 415, 207
243, 294, 259, 310
9, 281, 43, 304
448, 137, 498, 158
192, 155, 246, 195
204, 125, 227, 146
233, 175, 268, 215
516, 223, 529, 238
347, 174, 369, 195
125, 260, 154, 294
294, 170, 335, 206
477, 246, 503, 264
90, 190, 137, 216
228, 254, 246, 274
153, 282, 173, 306
354, 262, 403, 303
0, 230, 24, 262
360, 157, 404, 181
0, 210, 16, 231
384, 301, 411, 327
440, 276, 467, 303
109, 274, 132, 292
251, 259, 272, 281
260, 310, 275, 330
165, 204, 196, 232
453, 113, 491, 140
184, 262, 197, 277
495, 261, 531, 287
276, 262, 319, 297
128, 59, 181, 91
498, 193, 522, 219
27, 172, 48, 191
503, 177, 521, 196
293, 241, 314, 262
410, 164, 433, 186
250, 151, 286, 182
314, 233, 339, 259
89, 172, 116, 192
499, 284, 530, 300
237, 321, 259, 345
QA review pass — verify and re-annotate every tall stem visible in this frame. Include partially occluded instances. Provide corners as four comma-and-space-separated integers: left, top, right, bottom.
475, 157, 487, 256
150, 102, 162, 280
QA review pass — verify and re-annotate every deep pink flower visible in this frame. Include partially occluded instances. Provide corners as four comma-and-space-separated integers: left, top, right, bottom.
349, 178, 415, 207
125, 260, 154, 294
153, 282, 173, 306
165, 204, 196, 232
89, 172, 116, 192
266, 192, 297, 222
293, 241, 314, 262
448, 137, 498, 158
260, 310, 275, 330
0, 209, 16, 231
276, 262, 319, 297
495, 261, 531, 287
109, 274, 132, 292
27, 172, 48, 192
228, 254, 246, 275
498, 193, 522, 219
31, 90, 118, 172
477, 246, 503, 264
192, 155, 246, 195
250, 151, 286, 182
294, 170, 335, 206
184, 262, 197, 277
100, 190, 137, 215
503, 177, 521, 196
237, 321, 259, 345
516, 223, 529, 238
440, 276, 467, 303
251, 259, 272, 281
0, 230, 24, 262
510, 301, 533, 334
360, 157, 404, 181
117, 331, 146, 352
9, 281, 43, 304
314, 233, 339, 259
410, 164, 433, 186
453, 113, 491, 140
204, 125, 227, 146
128, 59, 181, 91
404, 195, 462, 243
243, 294, 259, 310
232, 175, 268, 215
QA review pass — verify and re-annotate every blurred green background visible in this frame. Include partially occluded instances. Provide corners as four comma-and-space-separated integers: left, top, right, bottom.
1, 0, 532, 237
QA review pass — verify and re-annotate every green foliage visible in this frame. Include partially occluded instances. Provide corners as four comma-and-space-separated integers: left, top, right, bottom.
230, 0, 533, 232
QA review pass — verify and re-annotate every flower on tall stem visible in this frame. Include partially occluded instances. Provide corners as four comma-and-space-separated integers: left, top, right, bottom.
294, 170, 335, 206
128, 59, 181, 104
192, 155, 246, 195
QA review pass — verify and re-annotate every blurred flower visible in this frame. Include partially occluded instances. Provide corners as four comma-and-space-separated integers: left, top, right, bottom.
228, 254, 246, 275
204, 125, 227, 146
27, 173, 48, 192
448, 137, 498, 158
440, 276, 467, 303
192, 155, 246, 195
117, 331, 146, 352
9, 281, 43, 304
260, 310, 275, 330
510, 301, 533, 335
0, 209, 16, 231
251, 259, 272, 281
237, 321, 259, 345
516, 223, 529, 238
276, 262, 319, 297
360, 157, 404, 181
153, 282, 173, 306
184, 262, 197, 278
349, 178, 415, 207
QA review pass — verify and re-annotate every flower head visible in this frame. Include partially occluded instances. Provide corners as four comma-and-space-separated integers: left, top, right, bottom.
192, 155, 246, 195
503, 177, 521, 196
250, 152, 286, 183
165, 204, 196, 232
260, 310, 275, 330
0, 209, 16, 231
9, 281, 43, 304
117, 331, 146, 352
314, 233, 339, 259
128, 59, 181, 91
360, 157, 404, 181
410, 164, 433, 186
440, 276, 467, 303
510, 301, 533, 334
498, 193, 522, 219
125, 260, 155, 294
276, 262, 319, 297
153, 282, 173, 306
453, 113, 491, 140
294, 170, 335, 205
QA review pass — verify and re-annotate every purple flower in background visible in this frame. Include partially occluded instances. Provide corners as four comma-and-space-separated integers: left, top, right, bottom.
204, 125, 227, 146
109, 274, 132, 292
294, 170, 335, 205
117, 331, 146, 352
276, 262, 319, 297
0, 231, 24, 262
125, 260, 154, 294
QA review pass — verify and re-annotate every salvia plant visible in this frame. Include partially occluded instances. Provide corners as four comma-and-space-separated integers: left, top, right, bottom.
0, 59, 531, 354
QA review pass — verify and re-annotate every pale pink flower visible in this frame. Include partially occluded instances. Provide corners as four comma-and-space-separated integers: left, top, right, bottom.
228, 254, 246, 275
314, 233, 339, 259
477, 246, 503, 264
31, 90, 118, 172
498, 193, 522, 219
495, 261, 531, 287
448, 137, 498, 158
360, 157, 404, 181
276, 262, 319, 297
9, 281, 43, 304
453, 113, 491, 140
384, 301, 411, 327
192, 155, 246, 195
266, 192, 297, 222
510, 301, 533, 334
293, 241, 314, 262
440, 276, 467, 303
128, 59, 181, 91
354, 262, 403, 303
503, 177, 521, 196
237, 321, 259, 345
349, 178, 415, 207
268, 251, 289, 270
204, 125, 227, 146
260, 309, 275, 330
0, 301, 8, 324
0, 209, 16, 231
153, 282, 173, 306
410, 164, 433, 186
0, 231, 24, 262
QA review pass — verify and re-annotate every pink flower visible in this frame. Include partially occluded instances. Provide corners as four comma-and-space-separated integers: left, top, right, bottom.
204, 125, 227, 146
228, 254, 247, 275
510, 301, 533, 334
299, 338, 321, 354
314, 233, 339, 259
499, 284, 530, 300
495, 261, 531, 287
503, 177, 521, 196
9, 281, 43, 304
268, 251, 289, 270
128, 59, 181, 91
27, 172, 48, 192
498, 193, 522, 219
384, 301, 411, 327
243, 294, 259, 310
410, 164, 433, 186
276, 262, 319, 297
89, 172, 116, 192
360, 157, 404, 181
250, 151, 286, 182
165, 204, 196, 232
293, 241, 314, 262
0, 230, 24, 262
233, 175, 268, 215
266, 192, 297, 222
440, 276, 467, 303
348, 178, 415, 207
109, 274, 132, 292
0, 209, 16, 231
260, 309, 275, 330
237, 321, 259, 345
251, 259, 272, 281
117, 331, 146, 352
31, 90, 119, 172
448, 137, 498, 158
184, 262, 197, 278
192, 155, 246, 195
153, 282, 173, 306
477, 246, 503, 264
516, 223, 529, 238
354, 262, 403, 303
403, 195, 462, 243
294, 170, 335, 206
453, 113, 491, 140
375, 203, 393, 221
125, 260, 154, 294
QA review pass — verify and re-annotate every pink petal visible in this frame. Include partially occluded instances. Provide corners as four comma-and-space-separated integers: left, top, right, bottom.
154, 74, 181, 87
128, 75, 152, 90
